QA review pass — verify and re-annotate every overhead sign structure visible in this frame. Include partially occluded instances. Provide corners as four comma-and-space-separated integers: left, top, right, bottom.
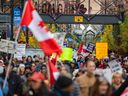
96, 42, 108, 59
40, 14, 121, 24
86, 43, 95, 53
0, 39, 16, 54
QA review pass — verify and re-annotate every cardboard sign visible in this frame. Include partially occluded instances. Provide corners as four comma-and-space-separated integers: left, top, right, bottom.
14, 44, 26, 60
108, 60, 122, 73
0, 39, 16, 54
96, 42, 108, 59
95, 68, 112, 84
103, 69, 112, 84
86, 43, 95, 53
121, 88, 128, 96
25, 48, 44, 57
60, 48, 73, 61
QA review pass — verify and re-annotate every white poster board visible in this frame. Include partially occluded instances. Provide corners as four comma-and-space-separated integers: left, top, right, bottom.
103, 69, 112, 84
95, 68, 112, 84
14, 44, 26, 60
0, 39, 16, 54
108, 60, 122, 73
52, 33, 66, 47
25, 48, 44, 58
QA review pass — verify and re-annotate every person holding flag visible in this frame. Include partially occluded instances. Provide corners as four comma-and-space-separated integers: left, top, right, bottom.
20, 0, 62, 56
20, 0, 61, 90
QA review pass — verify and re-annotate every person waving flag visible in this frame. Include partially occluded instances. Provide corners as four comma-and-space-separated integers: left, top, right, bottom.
20, 0, 62, 55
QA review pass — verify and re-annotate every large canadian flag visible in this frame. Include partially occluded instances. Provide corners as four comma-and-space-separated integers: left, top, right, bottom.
20, 0, 62, 55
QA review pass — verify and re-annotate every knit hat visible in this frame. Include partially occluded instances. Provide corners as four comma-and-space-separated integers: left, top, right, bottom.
19, 64, 25, 68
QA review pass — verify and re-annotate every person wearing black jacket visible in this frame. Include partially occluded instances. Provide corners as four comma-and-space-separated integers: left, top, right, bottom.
23, 72, 52, 96
7, 70, 22, 96
112, 75, 128, 96
53, 75, 74, 96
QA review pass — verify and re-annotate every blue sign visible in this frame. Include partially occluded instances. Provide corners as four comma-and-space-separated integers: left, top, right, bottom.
22, 26, 27, 31
13, 7, 21, 26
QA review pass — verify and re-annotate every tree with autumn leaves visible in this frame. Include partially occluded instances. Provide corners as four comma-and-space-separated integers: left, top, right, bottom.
100, 16, 128, 55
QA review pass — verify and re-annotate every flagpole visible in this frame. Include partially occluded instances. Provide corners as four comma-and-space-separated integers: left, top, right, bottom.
46, 56, 51, 86
3, 26, 21, 88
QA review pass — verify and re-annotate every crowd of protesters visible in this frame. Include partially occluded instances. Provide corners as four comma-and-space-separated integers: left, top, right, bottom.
0, 53, 128, 96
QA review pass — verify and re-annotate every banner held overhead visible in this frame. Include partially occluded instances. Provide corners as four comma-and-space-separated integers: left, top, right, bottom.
96, 42, 108, 59
60, 48, 73, 61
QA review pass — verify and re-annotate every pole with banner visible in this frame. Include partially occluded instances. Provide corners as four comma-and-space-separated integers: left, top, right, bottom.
3, 26, 21, 88
3, 6, 22, 88
13, 7, 21, 39
3, 7, 22, 89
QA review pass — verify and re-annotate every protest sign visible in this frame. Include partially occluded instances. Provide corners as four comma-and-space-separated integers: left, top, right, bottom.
121, 88, 128, 96
25, 48, 44, 57
60, 48, 73, 61
95, 68, 112, 84
103, 69, 112, 84
0, 39, 16, 54
14, 44, 26, 60
108, 60, 122, 73
86, 43, 95, 53
96, 42, 108, 59
52, 33, 66, 47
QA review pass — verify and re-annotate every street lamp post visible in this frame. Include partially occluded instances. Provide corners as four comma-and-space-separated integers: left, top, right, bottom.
10, 0, 14, 40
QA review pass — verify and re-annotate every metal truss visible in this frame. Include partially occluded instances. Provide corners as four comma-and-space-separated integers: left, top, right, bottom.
0, 0, 125, 24
33, 0, 126, 24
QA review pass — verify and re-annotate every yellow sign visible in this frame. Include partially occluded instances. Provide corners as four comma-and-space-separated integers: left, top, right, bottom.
74, 16, 84, 22
96, 43, 108, 59
60, 48, 73, 61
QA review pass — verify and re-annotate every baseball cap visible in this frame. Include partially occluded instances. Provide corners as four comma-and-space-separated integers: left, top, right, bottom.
29, 72, 45, 82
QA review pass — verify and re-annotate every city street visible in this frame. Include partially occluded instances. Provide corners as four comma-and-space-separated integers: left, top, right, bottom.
0, 0, 128, 96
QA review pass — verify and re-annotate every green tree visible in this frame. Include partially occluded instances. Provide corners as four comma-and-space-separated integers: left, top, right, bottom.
101, 25, 115, 50
119, 16, 128, 54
